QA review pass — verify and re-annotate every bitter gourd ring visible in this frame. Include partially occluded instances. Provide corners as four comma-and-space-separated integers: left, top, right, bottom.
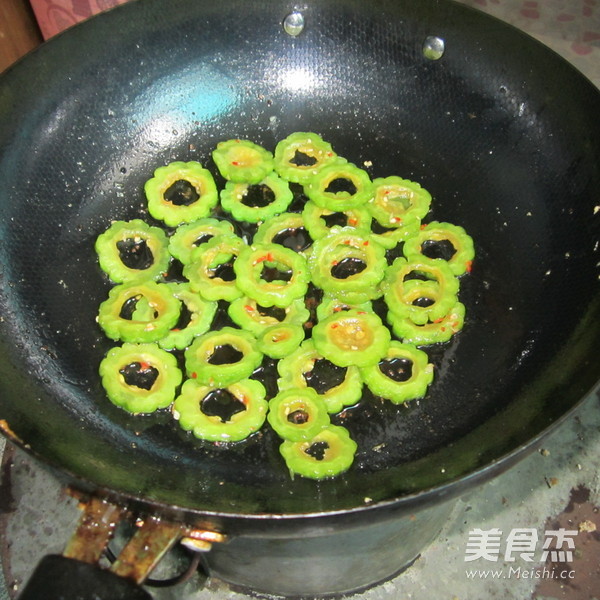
220, 172, 293, 223
227, 296, 309, 336
95, 219, 170, 283
360, 341, 434, 404
305, 162, 374, 212
267, 388, 330, 442
97, 281, 180, 343
257, 323, 305, 359
277, 340, 363, 414
368, 176, 432, 227
382, 256, 460, 320
212, 139, 274, 184
388, 300, 466, 346
302, 200, 372, 241
279, 424, 357, 479
157, 283, 218, 350
315, 295, 373, 322
312, 309, 391, 368
173, 378, 268, 442
233, 242, 310, 308
308, 227, 387, 303
184, 326, 263, 387
144, 161, 219, 227
182, 233, 245, 302
402, 221, 475, 276
273, 131, 341, 184
99, 343, 182, 414
168, 218, 235, 265
252, 212, 312, 254
384, 278, 458, 326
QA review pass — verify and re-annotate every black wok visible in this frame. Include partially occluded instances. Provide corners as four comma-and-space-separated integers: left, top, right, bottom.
0, 0, 599, 596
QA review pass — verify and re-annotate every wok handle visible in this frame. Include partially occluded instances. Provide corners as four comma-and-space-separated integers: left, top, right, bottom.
17, 555, 153, 600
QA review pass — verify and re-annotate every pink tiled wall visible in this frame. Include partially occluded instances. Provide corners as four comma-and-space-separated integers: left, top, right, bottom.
29, 0, 133, 40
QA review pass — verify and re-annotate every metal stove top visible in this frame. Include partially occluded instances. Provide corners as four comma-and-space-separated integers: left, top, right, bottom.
0, 391, 598, 600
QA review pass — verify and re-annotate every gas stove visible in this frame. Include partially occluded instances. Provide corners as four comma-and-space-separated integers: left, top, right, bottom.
0, 391, 598, 600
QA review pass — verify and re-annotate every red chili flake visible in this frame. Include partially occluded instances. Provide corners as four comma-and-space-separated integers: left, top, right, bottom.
440, 327, 447, 332
171, 328, 181, 332
256, 252, 274, 264
357, 311, 366, 315
420, 224, 427, 230
348, 217, 358, 226
343, 239, 351, 245
231, 161, 240, 166
465, 260, 473, 273
332, 260, 339, 266
244, 304, 255, 312
432, 317, 445, 324
333, 306, 343, 312
330, 323, 339, 329
191, 372, 198, 379
363, 240, 369, 246
139, 361, 151, 370
392, 217, 402, 223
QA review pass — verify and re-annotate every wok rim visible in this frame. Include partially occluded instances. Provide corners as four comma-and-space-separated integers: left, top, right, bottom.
0, 0, 599, 525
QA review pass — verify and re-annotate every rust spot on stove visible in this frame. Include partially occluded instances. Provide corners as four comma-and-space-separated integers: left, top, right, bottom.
0, 420, 23, 445
534, 484, 600, 598
564, 484, 591, 512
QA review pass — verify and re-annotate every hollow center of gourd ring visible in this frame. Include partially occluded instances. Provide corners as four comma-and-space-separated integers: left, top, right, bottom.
210, 261, 236, 281
260, 263, 293, 283
241, 184, 275, 208
304, 358, 347, 393
201, 388, 246, 423
290, 149, 318, 167
325, 177, 357, 195
208, 344, 244, 365
287, 409, 309, 424
272, 227, 312, 253
331, 318, 374, 351
421, 239, 456, 261
193, 233, 214, 247
172, 302, 192, 330
322, 212, 348, 228
116, 238, 154, 270
119, 295, 157, 321
412, 295, 436, 308
164, 179, 200, 206
119, 362, 159, 390
256, 304, 286, 321
305, 441, 329, 461
378, 357, 413, 382
331, 257, 366, 279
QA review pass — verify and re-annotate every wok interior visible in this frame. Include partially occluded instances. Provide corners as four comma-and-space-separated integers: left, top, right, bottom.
0, 0, 598, 517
